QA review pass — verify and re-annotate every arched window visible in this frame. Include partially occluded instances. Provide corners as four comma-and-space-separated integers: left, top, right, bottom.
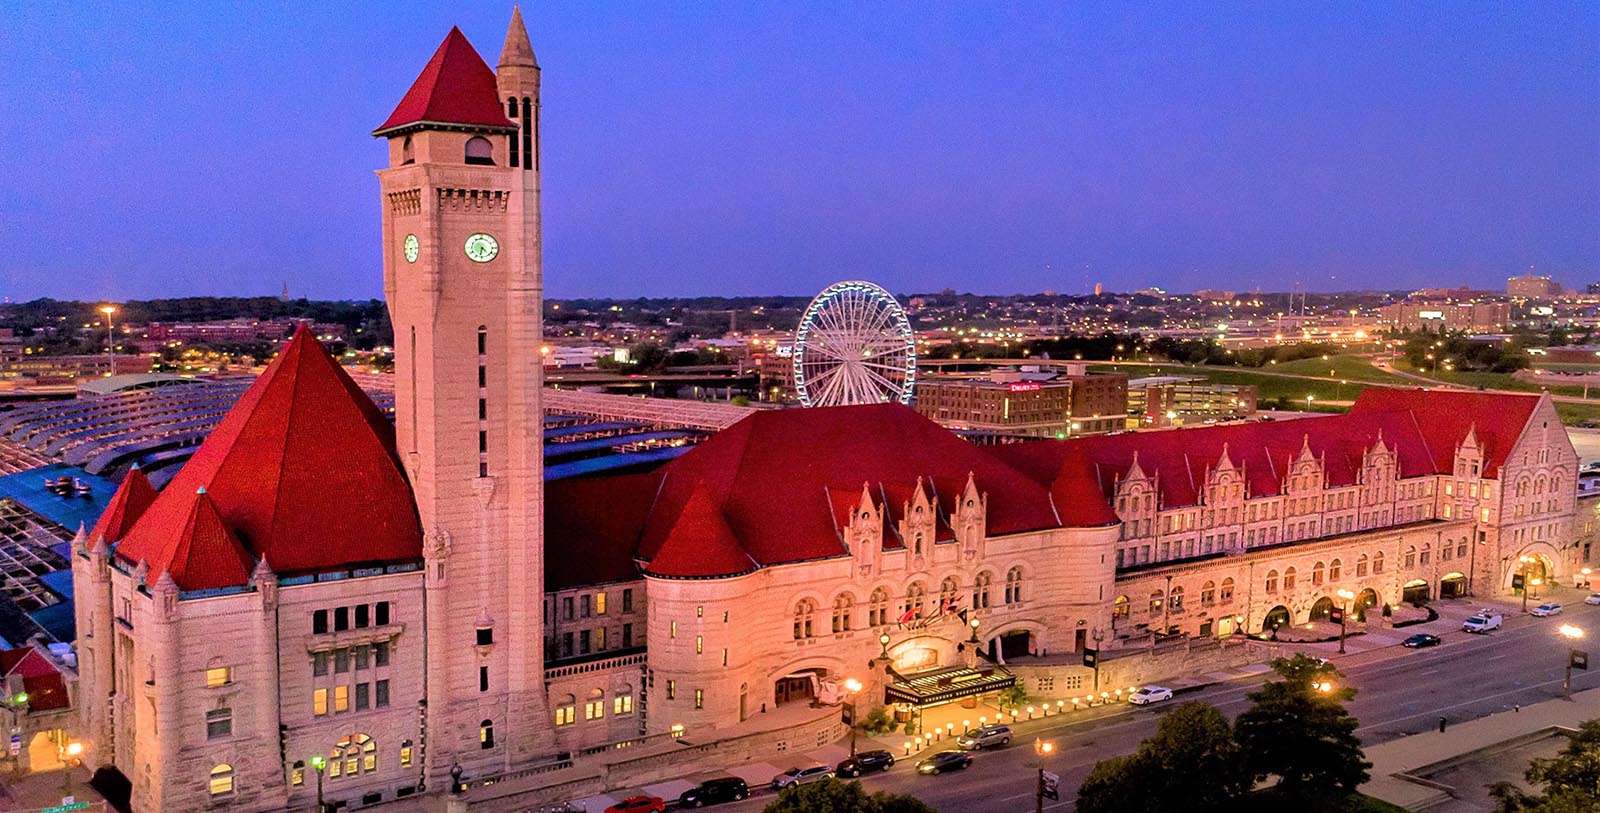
585, 688, 605, 721
1170, 585, 1185, 611
553, 694, 575, 726
464, 136, 495, 165
209, 764, 234, 797
1356, 554, 1368, 577
1148, 590, 1164, 614
868, 588, 889, 627
1283, 567, 1297, 590
903, 582, 926, 619
1265, 569, 1279, 593
400, 135, 414, 165
1201, 580, 1216, 605
1220, 577, 1235, 602
1373, 551, 1385, 573
1419, 543, 1431, 565
400, 740, 414, 767
1404, 546, 1416, 568
793, 599, 816, 639
480, 719, 495, 749
831, 593, 854, 633
329, 734, 376, 779
972, 572, 993, 609
1005, 567, 1024, 604
1113, 595, 1130, 618
1312, 561, 1325, 585
1330, 558, 1342, 581
939, 577, 960, 613
1457, 540, 1468, 559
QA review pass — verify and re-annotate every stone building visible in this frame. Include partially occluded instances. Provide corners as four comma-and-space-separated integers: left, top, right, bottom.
67, 8, 1590, 813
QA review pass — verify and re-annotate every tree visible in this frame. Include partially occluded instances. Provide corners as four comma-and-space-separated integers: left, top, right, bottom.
1077, 703, 1246, 813
1234, 655, 1370, 807
1493, 718, 1600, 812
762, 779, 938, 813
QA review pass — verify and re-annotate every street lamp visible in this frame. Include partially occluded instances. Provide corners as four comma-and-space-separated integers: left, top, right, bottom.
98, 305, 117, 377
310, 754, 327, 810
1034, 738, 1057, 813
1560, 625, 1585, 700
60, 740, 82, 795
1519, 556, 1536, 613
879, 632, 891, 658
968, 616, 981, 644
844, 677, 863, 756
1336, 589, 1356, 654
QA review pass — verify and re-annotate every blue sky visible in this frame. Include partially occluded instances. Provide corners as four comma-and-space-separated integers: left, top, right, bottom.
1, 1, 1595, 301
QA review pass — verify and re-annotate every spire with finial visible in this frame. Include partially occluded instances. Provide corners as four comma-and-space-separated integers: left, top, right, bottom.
500, 5, 539, 68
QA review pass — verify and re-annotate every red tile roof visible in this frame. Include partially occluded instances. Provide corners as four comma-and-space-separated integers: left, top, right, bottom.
374, 27, 514, 135
545, 473, 658, 591
150, 488, 255, 592
116, 326, 421, 590
643, 481, 756, 579
89, 466, 155, 545
0, 647, 69, 711
1349, 388, 1540, 478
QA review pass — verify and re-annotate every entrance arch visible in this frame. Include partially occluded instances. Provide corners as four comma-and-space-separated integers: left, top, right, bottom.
774, 667, 829, 707
1439, 572, 1467, 599
1402, 579, 1430, 604
1354, 588, 1379, 621
1507, 550, 1558, 595
1308, 597, 1336, 622
1262, 605, 1291, 632
988, 630, 1033, 662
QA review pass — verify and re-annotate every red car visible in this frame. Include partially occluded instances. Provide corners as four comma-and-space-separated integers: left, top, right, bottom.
604, 796, 666, 813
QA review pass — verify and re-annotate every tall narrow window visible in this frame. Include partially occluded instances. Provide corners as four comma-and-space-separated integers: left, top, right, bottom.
480, 719, 495, 749
477, 327, 489, 477
479, 666, 489, 692
522, 96, 535, 171
507, 97, 521, 167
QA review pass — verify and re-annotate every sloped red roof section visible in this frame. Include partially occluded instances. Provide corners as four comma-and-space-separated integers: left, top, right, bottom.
644, 481, 756, 578
545, 472, 659, 591
153, 488, 255, 592
117, 326, 421, 587
0, 647, 70, 711
1349, 388, 1540, 478
375, 27, 514, 134
90, 467, 156, 544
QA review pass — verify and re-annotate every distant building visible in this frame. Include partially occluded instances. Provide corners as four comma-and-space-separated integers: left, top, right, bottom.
1378, 301, 1510, 333
0, 350, 153, 385
1508, 274, 1561, 299
915, 368, 1126, 438
1193, 290, 1236, 303
1127, 375, 1257, 428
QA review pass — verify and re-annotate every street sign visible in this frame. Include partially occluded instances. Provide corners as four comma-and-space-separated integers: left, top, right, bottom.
1082, 648, 1098, 669
1040, 770, 1061, 801
1329, 606, 1344, 624
1512, 573, 1526, 591
1572, 649, 1589, 671
8, 734, 18, 756
841, 704, 854, 726
43, 802, 91, 813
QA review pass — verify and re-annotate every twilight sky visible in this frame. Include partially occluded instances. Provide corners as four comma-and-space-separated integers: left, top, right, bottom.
1, 1, 1596, 301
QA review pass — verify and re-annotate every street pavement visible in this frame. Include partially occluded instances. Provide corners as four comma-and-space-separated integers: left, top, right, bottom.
647, 591, 1600, 813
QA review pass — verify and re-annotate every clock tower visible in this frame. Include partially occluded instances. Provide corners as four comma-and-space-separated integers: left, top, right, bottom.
373, 7, 550, 782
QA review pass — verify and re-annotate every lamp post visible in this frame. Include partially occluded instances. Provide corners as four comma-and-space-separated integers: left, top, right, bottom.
879, 632, 891, 659
1519, 556, 1535, 613
1560, 624, 1584, 700
310, 754, 326, 811
1336, 589, 1355, 654
98, 305, 117, 377
1034, 738, 1057, 813
844, 677, 863, 756
60, 740, 82, 796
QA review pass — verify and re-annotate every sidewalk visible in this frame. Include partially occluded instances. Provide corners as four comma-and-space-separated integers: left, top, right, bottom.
1360, 685, 1600, 810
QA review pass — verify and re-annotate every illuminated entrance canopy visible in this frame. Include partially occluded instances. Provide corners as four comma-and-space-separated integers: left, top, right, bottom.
885, 664, 1015, 706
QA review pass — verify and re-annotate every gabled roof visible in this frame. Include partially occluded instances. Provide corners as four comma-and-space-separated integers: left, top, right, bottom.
154, 488, 254, 592
0, 646, 69, 711
374, 27, 514, 136
1349, 388, 1541, 478
89, 467, 155, 545
644, 482, 756, 579
117, 326, 421, 590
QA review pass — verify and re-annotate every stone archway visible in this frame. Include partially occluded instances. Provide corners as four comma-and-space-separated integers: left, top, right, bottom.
1262, 605, 1291, 632
1403, 579, 1430, 604
1439, 572, 1468, 599
1308, 596, 1336, 622
1354, 588, 1379, 621
1505, 547, 1561, 594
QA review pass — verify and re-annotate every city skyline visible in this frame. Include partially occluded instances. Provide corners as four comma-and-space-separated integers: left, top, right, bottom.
2, 1, 1596, 301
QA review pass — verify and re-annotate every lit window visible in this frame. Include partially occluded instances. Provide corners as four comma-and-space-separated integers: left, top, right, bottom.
480, 720, 495, 749
334, 685, 350, 713
695, 689, 704, 710
400, 739, 413, 768
695, 635, 703, 655
291, 760, 305, 786
209, 764, 234, 797
595, 592, 607, 615
313, 689, 329, 716
614, 693, 634, 715
585, 689, 605, 721
205, 666, 232, 688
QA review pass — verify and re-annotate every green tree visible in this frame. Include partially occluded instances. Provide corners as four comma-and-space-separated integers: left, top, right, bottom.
762, 778, 938, 813
1077, 703, 1246, 813
1492, 718, 1600, 812
1234, 655, 1370, 807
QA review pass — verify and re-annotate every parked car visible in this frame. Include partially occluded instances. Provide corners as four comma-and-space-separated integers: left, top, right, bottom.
1462, 613, 1503, 633
836, 749, 894, 777
1585, 593, 1600, 606
604, 796, 665, 813
771, 763, 834, 790
1531, 603, 1564, 617
1128, 685, 1174, 705
1403, 633, 1441, 648
916, 750, 974, 775
678, 777, 749, 808
956, 723, 1013, 750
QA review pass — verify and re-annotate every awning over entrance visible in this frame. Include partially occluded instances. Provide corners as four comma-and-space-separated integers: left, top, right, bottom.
885, 663, 1015, 706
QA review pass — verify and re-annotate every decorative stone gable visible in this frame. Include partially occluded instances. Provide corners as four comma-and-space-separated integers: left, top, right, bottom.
900, 478, 937, 562
847, 484, 884, 578
953, 472, 987, 560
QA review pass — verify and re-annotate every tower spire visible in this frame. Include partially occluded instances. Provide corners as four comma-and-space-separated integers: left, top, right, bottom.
500, 5, 538, 68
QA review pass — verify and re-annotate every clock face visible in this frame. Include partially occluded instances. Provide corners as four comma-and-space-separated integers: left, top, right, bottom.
464, 233, 500, 263
403, 234, 419, 263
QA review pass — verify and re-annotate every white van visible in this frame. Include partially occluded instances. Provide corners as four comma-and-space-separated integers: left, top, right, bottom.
1462, 613, 1502, 633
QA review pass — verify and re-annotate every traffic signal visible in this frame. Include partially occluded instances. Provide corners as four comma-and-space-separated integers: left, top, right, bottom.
1082, 648, 1098, 669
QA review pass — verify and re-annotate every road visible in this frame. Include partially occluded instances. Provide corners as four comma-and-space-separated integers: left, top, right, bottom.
701, 596, 1600, 813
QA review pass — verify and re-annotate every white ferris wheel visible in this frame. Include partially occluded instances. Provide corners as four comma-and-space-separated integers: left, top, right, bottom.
792, 280, 917, 408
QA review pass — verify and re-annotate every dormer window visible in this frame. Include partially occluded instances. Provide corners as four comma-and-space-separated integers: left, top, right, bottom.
464, 136, 495, 165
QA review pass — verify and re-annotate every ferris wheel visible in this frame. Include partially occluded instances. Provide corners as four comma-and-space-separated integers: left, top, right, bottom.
792, 280, 917, 407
